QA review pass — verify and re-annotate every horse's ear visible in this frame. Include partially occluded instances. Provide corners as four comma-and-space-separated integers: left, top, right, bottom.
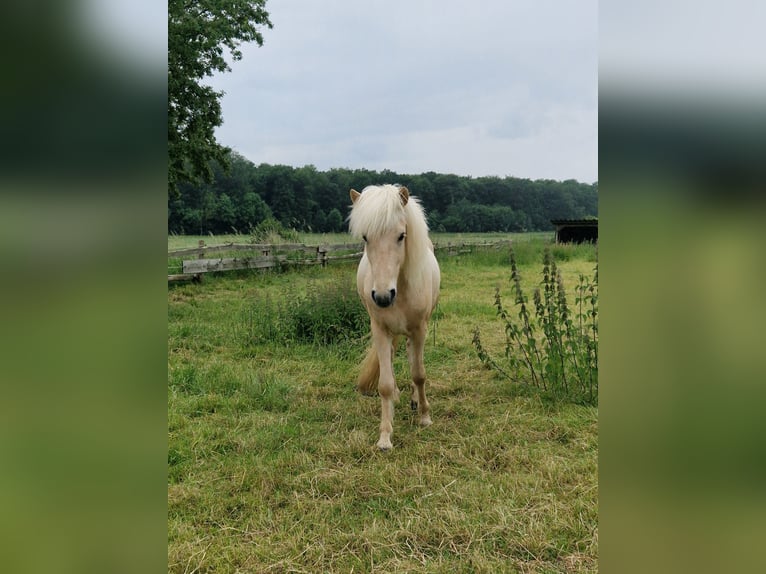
398, 186, 409, 206
350, 189, 361, 204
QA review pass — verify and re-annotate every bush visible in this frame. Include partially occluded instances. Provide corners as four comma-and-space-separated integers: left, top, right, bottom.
245, 278, 369, 346
473, 247, 598, 405
250, 217, 301, 244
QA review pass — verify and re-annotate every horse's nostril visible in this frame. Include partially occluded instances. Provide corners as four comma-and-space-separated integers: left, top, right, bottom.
390, 288, 396, 300
372, 289, 394, 308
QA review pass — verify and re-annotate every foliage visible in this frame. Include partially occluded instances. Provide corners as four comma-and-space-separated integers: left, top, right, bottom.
245, 278, 368, 346
168, 0, 272, 195
170, 152, 275, 234
169, 158, 598, 234
440, 199, 528, 232
474, 247, 598, 405
249, 217, 300, 244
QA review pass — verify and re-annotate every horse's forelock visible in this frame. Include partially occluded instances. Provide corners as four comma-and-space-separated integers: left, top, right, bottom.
348, 184, 409, 239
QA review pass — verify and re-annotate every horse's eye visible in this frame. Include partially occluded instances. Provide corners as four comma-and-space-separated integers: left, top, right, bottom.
398, 233, 406, 242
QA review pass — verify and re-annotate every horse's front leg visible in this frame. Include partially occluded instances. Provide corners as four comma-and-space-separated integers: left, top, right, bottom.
407, 326, 432, 427
372, 324, 396, 450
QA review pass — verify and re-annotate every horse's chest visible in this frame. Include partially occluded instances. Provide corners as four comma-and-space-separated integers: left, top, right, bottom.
372, 302, 423, 337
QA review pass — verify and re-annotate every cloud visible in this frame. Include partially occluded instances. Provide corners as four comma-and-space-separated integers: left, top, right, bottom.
209, 1, 598, 182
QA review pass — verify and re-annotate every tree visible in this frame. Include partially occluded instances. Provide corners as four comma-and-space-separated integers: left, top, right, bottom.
326, 208, 344, 233
167, 159, 598, 234
214, 193, 237, 232
168, 0, 272, 195
312, 209, 328, 233
240, 191, 272, 230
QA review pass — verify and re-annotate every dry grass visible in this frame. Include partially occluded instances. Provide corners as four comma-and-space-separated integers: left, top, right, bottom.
168, 239, 598, 573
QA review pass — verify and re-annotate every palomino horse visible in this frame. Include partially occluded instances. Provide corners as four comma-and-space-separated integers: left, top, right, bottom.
348, 184, 441, 450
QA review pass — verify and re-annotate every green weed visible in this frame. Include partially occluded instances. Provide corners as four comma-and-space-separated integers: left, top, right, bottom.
249, 217, 301, 243
474, 246, 598, 405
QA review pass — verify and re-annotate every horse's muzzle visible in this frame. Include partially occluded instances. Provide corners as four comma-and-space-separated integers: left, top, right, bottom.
372, 288, 396, 308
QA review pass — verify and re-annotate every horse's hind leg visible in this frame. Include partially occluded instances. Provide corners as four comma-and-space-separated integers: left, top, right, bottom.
407, 339, 418, 412
407, 326, 432, 427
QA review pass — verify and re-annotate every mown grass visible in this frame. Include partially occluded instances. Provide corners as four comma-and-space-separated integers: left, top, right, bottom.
168, 236, 598, 573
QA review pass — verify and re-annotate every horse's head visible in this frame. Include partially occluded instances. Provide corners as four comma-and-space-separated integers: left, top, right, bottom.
350, 185, 410, 308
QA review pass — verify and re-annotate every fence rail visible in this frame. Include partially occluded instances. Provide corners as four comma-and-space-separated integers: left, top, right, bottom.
168, 239, 511, 282
167, 242, 361, 258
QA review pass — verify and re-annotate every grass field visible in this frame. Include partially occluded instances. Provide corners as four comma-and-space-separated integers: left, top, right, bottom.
168, 236, 598, 573
168, 231, 553, 251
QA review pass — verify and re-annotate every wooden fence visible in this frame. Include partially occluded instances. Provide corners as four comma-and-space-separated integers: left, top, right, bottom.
168, 239, 511, 282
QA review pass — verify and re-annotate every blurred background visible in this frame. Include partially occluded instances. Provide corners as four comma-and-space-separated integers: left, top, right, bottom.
0, 1, 166, 572
600, 1, 766, 572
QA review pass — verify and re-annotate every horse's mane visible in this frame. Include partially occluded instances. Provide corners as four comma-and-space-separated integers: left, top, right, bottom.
348, 184, 432, 287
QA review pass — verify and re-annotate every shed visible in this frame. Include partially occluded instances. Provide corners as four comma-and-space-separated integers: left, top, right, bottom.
551, 219, 598, 244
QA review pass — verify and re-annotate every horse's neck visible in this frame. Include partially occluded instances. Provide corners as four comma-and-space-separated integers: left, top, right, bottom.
402, 243, 431, 288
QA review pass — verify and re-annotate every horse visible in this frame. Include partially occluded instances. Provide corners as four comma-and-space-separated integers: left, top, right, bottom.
348, 184, 441, 450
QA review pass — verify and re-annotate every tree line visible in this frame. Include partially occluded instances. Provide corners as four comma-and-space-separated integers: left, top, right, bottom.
168, 152, 597, 235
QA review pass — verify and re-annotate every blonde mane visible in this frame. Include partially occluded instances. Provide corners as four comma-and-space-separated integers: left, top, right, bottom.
348, 184, 432, 287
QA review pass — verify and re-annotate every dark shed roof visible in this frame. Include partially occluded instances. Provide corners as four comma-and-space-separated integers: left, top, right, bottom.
550, 219, 598, 226
551, 218, 598, 243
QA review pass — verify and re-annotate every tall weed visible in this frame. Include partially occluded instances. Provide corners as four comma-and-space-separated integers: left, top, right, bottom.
473, 247, 598, 405
249, 217, 301, 244
245, 278, 368, 346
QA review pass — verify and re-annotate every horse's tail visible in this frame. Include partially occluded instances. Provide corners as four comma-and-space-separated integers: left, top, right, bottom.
357, 344, 380, 395
357, 336, 401, 395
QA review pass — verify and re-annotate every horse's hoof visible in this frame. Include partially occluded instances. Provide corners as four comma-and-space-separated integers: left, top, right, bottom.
419, 415, 432, 427
377, 437, 393, 451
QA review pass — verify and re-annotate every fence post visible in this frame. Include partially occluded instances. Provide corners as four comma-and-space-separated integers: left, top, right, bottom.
198, 240, 205, 259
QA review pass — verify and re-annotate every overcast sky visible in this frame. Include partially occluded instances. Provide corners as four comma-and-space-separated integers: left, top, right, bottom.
207, 1, 598, 183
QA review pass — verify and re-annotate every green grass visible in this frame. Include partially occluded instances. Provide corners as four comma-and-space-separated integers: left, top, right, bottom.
168, 231, 554, 251
168, 237, 598, 573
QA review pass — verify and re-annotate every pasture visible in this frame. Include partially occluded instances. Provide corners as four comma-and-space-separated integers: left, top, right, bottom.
167, 230, 553, 251
168, 235, 598, 573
